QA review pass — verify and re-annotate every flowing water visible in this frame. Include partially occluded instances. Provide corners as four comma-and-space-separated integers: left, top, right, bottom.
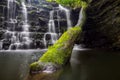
0, 49, 120, 80
43, 10, 58, 47
76, 7, 84, 26
43, 5, 72, 47
59, 5, 72, 29
9, 0, 32, 50
1, 1, 118, 80
0, 0, 32, 50
0, 0, 72, 50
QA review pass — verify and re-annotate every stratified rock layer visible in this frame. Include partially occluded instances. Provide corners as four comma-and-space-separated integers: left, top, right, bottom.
83, 0, 120, 49
0, 0, 76, 49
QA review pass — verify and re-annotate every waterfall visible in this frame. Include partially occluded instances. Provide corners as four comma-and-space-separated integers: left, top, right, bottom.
43, 5, 72, 48
2, 0, 32, 50
22, 2, 28, 24
59, 5, 72, 29
48, 10, 58, 43
48, 11, 56, 33
7, 0, 16, 19
75, 7, 84, 27
0, 42, 3, 50
43, 10, 58, 47
0, 0, 73, 50
74, 7, 84, 50
7, 0, 16, 30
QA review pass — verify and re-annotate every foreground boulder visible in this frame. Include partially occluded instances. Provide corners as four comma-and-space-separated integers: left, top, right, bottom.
29, 0, 88, 74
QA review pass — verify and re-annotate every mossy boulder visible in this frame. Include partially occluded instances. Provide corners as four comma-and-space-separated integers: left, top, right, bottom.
30, 26, 81, 73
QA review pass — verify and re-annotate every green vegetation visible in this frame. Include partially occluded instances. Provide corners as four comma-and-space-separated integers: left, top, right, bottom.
30, 26, 81, 71
47, 0, 81, 8
46, 0, 90, 8
30, 0, 89, 72
40, 26, 81, 65
30, 62, 44, 72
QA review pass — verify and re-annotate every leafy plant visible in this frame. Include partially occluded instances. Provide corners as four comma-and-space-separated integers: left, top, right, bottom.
46, 0, 84, 8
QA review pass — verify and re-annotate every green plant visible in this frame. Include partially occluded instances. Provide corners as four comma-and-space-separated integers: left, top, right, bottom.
46, 0, 85, 8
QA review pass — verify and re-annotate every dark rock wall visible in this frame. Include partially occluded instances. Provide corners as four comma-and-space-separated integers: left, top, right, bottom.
83, 0, 120, 49
2, 0, 119, 49
0, 0, 7, 39
0, 0, 76, 49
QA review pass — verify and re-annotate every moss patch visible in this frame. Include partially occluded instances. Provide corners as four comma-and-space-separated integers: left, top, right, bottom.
46, 0, 89, 9
30, 26, 81, 71
39, 26, 81, 65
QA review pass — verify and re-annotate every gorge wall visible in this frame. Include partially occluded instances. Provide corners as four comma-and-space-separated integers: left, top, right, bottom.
1, 0, 120, 50
83, 0, 120, 49
0, 0, 79, 50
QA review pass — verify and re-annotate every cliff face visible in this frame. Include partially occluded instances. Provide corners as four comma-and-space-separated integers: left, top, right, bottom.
0, 0, 74, 50
83, 0, 120, 49
1, 0, 120, 49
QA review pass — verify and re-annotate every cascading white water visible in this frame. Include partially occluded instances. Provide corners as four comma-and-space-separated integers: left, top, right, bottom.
59, 5, 72, 29
7, 0, 17, 30
43, 10, 58, 47
3, 0, 17, 50
74, 7, 84, 50
48, 11, 56, 33
75, 7, 84, 27
22, 2, 28, 24
0, 0, 74, 50
0, 41, 3, 50
8, 0, 32, 50
43, 5, 72, 47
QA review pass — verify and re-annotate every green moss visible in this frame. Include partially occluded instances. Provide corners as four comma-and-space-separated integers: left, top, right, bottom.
30, 26, 81, 72
30, 0, 88, 71
30, 61, 44, 71
46, 0, 89, 9
39, 26, 81, 65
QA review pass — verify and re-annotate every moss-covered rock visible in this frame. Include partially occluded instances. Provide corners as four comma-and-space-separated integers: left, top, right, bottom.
27, 69, 62, 80
40, 26, 81, 64
30, 26, 81, 73
30, 0, 88, 73
30, 62, 44, 73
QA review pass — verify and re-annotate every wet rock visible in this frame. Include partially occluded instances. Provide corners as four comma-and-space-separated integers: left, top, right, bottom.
30, 62, 60, 74
35, 40, 45, 49
2, 39, 11, 50
71, 8, 80, 26
82, 0, 120, 49
0, 0, 76, 49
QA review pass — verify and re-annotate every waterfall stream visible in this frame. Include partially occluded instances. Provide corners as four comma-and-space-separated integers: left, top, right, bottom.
9, 0, 31, 50
43, 5, 72, 48
59, 5, 72, 29
0, 0, 32, 50
74, 7, 84, 50
43, 9, 58, 47
75, 7, 84, 27
0, 0, 83, 50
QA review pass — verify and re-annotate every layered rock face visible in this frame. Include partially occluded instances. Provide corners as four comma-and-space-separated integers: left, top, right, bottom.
83, 0, 120, 49
0, 0, 75, 50
0, 0, 7, 39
